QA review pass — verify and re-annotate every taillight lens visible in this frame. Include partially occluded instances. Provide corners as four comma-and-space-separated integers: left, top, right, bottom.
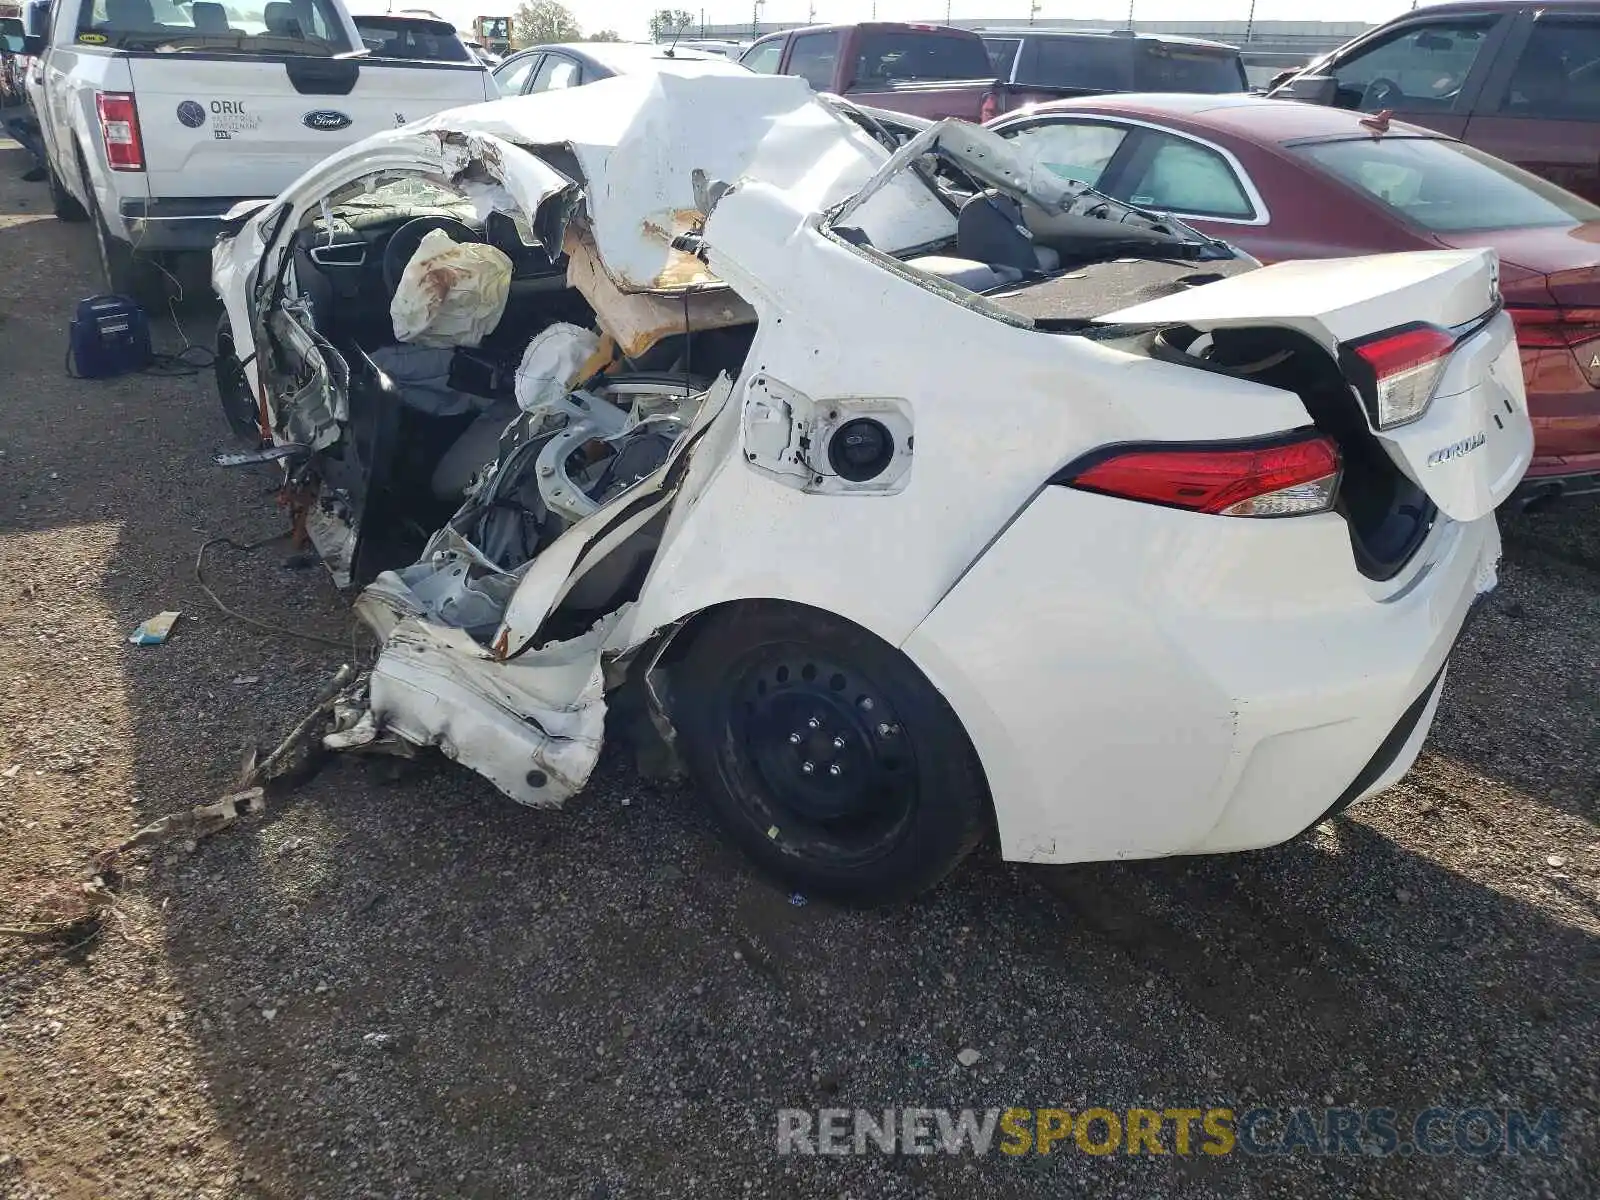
1345, 323, 1456, 430
979, 90, 999, 123
1061, 434, 1341, 517
1507, 304, 1600, 350
96, 92, 144, 172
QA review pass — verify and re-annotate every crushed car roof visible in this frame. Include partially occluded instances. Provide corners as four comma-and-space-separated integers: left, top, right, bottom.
366, 72, 956, 291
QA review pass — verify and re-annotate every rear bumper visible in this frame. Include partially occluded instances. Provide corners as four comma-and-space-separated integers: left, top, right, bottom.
1512, 458, 1600, 503
118, 196, 261, 251
902, 487, 1501, 866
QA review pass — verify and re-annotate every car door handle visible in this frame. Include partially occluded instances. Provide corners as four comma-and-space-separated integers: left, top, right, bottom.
308, 242, 366, 268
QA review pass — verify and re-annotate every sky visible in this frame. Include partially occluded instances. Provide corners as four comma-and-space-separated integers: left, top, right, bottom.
341, 1, 1427, 43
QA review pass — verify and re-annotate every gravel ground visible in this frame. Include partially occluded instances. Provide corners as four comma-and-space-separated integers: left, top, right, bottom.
0, 131, 1596, 1200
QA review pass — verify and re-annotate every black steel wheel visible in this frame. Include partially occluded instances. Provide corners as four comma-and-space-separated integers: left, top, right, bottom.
675, 602, 989, 905
214, 312, 262, 444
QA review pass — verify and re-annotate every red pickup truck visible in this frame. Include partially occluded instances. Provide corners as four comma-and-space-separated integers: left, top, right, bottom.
738, 22, 1006, 122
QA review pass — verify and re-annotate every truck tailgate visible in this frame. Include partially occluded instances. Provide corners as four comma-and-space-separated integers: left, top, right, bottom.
843, 78, 996, 122
128, 57, 490, 199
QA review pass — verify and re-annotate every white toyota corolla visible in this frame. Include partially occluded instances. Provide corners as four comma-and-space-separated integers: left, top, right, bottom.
212, 72, 1531, 903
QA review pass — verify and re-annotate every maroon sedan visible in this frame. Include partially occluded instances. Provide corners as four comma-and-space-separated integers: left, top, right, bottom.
988, 93, 1600, 502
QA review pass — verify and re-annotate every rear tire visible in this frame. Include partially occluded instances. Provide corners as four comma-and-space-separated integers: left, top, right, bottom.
47, 158, 87, 222
673, 602, 989, 906
82, 159, 164, 308
214, 311, 262, 444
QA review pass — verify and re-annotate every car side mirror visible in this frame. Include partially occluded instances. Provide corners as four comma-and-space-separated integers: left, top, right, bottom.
1276, 74, 1338, 106
21, 34, 44, 55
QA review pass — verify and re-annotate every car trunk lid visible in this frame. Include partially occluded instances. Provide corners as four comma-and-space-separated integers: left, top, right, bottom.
1095, 249, 1533, 522
128, 56, 490, 200
1440, 225, 1600, 388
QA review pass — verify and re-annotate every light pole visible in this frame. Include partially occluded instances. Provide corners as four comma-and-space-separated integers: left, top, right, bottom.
1245, 0, 1256, 44
1127, 1, 1135, 31
752, 0, 764, 40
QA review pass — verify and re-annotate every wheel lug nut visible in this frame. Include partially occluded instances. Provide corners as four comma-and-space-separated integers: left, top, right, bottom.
807, 716, 822, 730
828, 764, 842, 777
859, 697, 874, 711
831, 736, 846, 750
877, 723, 897, 737
788, 732, 802, 745
801, 761, 815, 775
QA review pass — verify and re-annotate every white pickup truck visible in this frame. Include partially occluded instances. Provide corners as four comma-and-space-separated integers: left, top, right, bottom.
22, 0, 493, 301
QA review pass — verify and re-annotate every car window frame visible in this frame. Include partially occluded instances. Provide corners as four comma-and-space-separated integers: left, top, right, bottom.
787, 29, 842, 92
1317, 12, 1513, 116
995, 115, 1137, 191
1478, 8, 1600, 121
982, 36, 1022, 83
529, 50, 581, 92
996, 113, 1271, 227
740, 34, 785, 74
493, 51, 543, 96
1116, 130, 1260, 222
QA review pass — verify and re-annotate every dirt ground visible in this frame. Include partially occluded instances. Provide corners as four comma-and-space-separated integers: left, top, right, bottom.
0, 131, 1596, 1200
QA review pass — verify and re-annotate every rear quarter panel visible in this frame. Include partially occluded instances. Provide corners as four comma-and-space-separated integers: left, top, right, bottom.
41, 43, 140, 219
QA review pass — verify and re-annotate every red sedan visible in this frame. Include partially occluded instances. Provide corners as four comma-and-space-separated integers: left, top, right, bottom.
988, 93, 1600, 502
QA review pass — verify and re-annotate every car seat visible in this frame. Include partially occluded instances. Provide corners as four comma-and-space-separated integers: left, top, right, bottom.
190, 2, 231, 34
102, 0, 154, 30
263, 2, 304, 39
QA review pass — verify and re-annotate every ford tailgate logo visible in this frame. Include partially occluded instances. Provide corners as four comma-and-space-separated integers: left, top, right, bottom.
302, 110, 352, 131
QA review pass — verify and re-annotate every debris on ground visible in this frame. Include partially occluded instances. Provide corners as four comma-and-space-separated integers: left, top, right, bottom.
0, 875, 118, 945
128, 611, 180, 646
95, 663, 358, 865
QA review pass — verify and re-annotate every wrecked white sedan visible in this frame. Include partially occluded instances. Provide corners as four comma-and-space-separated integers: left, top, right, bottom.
212, 72, 1532, 903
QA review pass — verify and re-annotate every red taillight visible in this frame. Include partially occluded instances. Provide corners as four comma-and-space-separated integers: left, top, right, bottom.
96, 92, 144, 172
979, 90, 999, 123
1063, 434, 1341, 517
1507, 304, 1600, 350
1346, 322, 1456, 429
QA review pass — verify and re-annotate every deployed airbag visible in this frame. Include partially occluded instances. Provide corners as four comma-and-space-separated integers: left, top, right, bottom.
391, 229, 514, 348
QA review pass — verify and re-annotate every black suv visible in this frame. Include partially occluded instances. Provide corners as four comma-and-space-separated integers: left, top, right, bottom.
980, 28, 1248, 105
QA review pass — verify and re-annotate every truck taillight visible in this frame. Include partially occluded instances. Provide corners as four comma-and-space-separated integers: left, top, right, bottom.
979, 90, 999, 123
1058, 434, 1341, 517
96, 92, 144, 172
1343, 323, 1456, 430
1507, 304, 1600, 350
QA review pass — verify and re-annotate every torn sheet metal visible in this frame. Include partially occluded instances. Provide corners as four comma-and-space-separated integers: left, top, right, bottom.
361, 610, 623, 807
561, 224, 756, 358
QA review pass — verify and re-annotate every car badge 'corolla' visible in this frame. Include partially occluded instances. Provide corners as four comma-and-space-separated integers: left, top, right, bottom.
1426, 432, 1487, 466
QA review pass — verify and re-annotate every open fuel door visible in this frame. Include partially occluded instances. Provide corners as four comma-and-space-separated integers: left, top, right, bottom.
1098, 249, 1534, 522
